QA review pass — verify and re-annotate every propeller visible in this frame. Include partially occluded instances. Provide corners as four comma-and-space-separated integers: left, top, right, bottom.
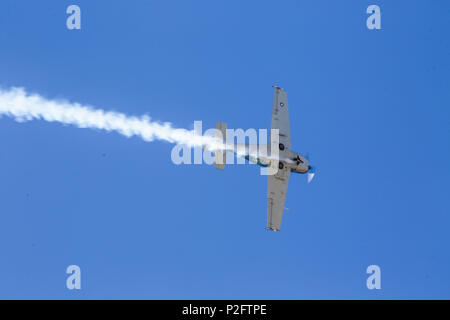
305, 153, 316, 183
307, 166, 316, 183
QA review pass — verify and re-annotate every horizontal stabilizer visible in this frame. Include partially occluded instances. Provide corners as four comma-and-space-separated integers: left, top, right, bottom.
214, 121, 227, 170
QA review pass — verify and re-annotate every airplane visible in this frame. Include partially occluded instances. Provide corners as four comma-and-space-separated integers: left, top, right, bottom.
212, 86, 315, 231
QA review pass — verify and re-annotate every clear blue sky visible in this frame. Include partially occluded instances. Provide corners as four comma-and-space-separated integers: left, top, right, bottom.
0, 0, 449, 299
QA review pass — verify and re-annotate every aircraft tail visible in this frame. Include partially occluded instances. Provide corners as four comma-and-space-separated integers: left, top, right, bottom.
214, 121, 227, 170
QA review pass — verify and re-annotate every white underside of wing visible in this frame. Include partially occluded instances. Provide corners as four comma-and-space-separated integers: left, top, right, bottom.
267, 86, 292, 231
267, 163, 290, 231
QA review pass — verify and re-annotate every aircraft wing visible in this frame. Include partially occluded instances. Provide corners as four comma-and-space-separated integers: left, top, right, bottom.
267, 163, 290, 231
267, 86, 291, 231
271, 86, 291, 152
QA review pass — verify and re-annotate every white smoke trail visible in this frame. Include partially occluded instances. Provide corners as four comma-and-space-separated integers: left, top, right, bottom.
0, 87, 223, 150
0, 87, 291, 167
